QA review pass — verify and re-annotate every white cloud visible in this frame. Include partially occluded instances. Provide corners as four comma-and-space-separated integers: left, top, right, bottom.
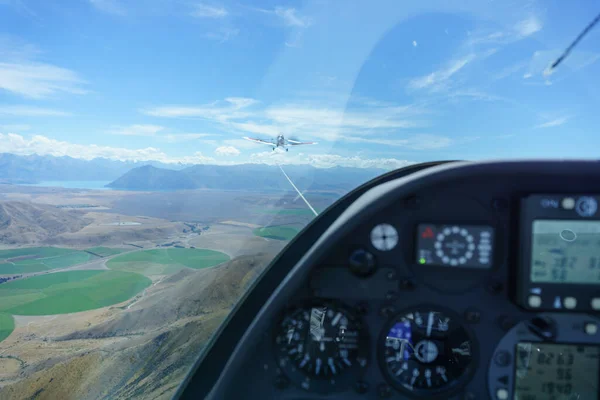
143, 97, 435, 148
231, 121, 281, 136
107, 124, 165, 136
0, 132, 216, 164
0, 35, 41, 61
515, 16, 542, 37
285, 31, 304, 48
345, 134, 452, 150
222, 138, 261, 149
191, 3, 228, 18
163, 133, 213, 143
215, 146, 240, 156
0, 132, 422, 170
525, 49, 600, 81
495, 134, 516, 139
226, 97, 258, 109
106, 126, 214, 141
536, 117, 568, 129
274, 7, 312, 28
142, 97, 257, 120
412, 40, 417, 47
467, 16, 541, 47
204, 28, 239, 43
0, 37, 86, 100
493, 61, 527, 80
252, 6, 312, 29
0, 62, 87, 99
89, 0, 126, 16
446, 89, 505, 102
0, 105, 71, 117
0, 124, 30, 132
466, 31, 505, 46
265, 105, 423, 130
407, 54, 476, 91
249, 151, 415, 170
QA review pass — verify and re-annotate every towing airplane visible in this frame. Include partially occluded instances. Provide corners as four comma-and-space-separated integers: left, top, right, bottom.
243, 134, 317, 151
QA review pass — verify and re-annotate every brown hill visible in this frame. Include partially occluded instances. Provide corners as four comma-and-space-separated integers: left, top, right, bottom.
0, 252, 274, 400
0, 201, 91, 245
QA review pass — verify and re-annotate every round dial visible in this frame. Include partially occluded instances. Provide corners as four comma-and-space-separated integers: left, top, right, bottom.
434, 226, 477, 266
274, 302, 368, 393
380, 307, 475, 396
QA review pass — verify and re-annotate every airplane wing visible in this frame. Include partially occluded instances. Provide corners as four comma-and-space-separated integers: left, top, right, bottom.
287, 139, 318, 146
244, 137, 276, 146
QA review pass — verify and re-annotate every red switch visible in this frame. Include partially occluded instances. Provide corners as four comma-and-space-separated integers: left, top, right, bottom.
422, 227, 434, 239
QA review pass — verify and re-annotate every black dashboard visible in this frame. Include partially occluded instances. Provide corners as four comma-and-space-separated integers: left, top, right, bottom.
178, 160, 600, 400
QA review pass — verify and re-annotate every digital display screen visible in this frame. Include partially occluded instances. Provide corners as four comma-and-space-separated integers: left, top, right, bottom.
416, 224, 494, 268
515, 342, 600, 400
531, 220, 600, 284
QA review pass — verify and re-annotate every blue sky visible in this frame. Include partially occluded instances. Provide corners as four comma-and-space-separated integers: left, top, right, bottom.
0, 0, 599, 169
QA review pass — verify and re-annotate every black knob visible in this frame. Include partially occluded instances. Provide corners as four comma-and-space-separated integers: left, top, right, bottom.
349, 248, 377, 277
527, 316, 556, 341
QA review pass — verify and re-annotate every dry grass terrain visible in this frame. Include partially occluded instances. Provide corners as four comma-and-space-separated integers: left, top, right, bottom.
0, 253, 274, 399
0, 202, 91, 245
0, 184, 327, 399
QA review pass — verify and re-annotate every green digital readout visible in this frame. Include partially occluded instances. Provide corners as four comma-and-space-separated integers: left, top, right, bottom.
531, 220, 600, 284
515, 342, 600, 400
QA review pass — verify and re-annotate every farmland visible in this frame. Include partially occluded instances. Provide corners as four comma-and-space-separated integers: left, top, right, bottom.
255, 208, 317, 216
0, 270, 151, 316
0, 247, 97, 274
0, 313, 14, 343
253, 226, 298, 241
85, 247, 126, 257
107, 248, 230, 276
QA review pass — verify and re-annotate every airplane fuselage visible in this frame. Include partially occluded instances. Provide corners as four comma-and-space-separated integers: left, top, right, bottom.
276, 135, 285, 147
244, 134, 314, 151
274, 135, 288, 151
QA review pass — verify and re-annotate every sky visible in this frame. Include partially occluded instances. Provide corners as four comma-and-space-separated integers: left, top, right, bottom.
0, 0, 599, 169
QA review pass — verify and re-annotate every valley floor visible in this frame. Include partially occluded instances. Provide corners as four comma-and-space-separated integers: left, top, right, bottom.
0, 185, 327, 399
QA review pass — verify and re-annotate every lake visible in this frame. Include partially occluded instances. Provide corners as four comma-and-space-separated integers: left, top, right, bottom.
20, 181, 113, 190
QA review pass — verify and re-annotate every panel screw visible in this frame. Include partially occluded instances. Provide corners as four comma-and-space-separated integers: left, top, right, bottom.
385, 291, 398, 301
464, 308, 481, 324
274, 375, 289, 389
491, 198, 509, 211
399, 278, 415, 290
380, 306, 397, 318
404, 195, 421, 208
355, 302, 369, 316
487, 279, 503, 294
354, 381, 369, 394
498, 315, 517, 331
377, 383, 392, 398
494, 350, 511, 367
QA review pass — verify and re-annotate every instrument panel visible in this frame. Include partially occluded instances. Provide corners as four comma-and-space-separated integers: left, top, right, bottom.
200, 161, 600, 400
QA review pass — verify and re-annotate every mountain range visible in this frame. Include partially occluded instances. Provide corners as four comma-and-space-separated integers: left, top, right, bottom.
0, 153, 387, 192
0, 153, 188, 184
107, 164, 385, 191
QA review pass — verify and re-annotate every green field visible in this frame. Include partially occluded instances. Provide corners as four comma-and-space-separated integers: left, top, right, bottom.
85, 247, 126, 257
107, 248, 230, 275
0, 313, 14, 343
256, 208, 317, 216
0, 270, 151, 316
0, 247, 97, 274
253, 226, 299, 241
